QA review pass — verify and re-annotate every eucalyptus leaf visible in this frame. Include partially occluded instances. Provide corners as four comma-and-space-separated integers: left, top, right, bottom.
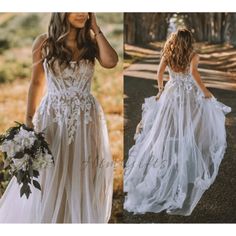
33, 180, 41, 190
33, 170, 39, 178
20, 183, 28, 197
29, 166, 33, 178
16, 171, 23, 184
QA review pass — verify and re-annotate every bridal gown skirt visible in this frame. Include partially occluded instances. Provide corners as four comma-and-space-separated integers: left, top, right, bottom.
124, 78, 231, 216
0, 97, 113, 223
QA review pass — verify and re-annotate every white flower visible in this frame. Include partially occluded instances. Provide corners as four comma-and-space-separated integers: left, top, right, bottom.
14, 144, 22, 153
0, 125, 53, 174
0, 140, 10, 153
32, 150, 53, 170
13, 128, 36, 149
13, 134, 24, 146
8, 143, 16, 158
12, 154, 30, 171
0, 140, 18, 158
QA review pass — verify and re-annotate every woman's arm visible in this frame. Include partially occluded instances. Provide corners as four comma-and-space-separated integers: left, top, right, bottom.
136, 57, 166, 133
25, 34, 47, 128
90, 13, 118, 68
190, 54, 213, 98
155, 56, 167, 100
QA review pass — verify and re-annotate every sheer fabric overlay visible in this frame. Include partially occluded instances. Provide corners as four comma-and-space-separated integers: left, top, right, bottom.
0, 59, 113, 223
124, 67, 231, 216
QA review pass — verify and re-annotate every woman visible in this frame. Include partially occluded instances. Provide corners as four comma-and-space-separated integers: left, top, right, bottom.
0, 12, 118, 223
124, 28, 231, 216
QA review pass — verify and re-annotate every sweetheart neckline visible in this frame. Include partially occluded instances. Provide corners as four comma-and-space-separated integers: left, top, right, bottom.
43, 59, 95, 69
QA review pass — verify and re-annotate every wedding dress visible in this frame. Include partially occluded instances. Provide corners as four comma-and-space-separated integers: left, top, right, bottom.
124, 66, 231, 216
0, 59, 113, 223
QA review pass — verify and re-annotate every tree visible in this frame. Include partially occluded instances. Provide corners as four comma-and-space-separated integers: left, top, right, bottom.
124, 13, 171, 44
124, 13, 236, 46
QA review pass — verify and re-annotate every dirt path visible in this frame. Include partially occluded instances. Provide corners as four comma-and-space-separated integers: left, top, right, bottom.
123, 43, 236, 223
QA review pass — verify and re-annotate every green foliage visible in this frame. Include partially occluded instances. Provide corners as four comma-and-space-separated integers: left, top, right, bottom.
0, 39, 10, 53
0, 13, 48, 51
0, 59, 30, 83
0, 156, 10, 197
96, 13, 123, 24
0, 13, 49, 84
96, 13, 123, 58
0, 69, 9, 83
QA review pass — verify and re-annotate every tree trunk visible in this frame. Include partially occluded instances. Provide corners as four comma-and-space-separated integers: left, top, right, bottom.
124, 13, 236, 46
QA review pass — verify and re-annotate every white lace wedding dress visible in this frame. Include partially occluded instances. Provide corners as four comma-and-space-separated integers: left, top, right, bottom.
0, 59, 113, 223
124, 66, 231, 216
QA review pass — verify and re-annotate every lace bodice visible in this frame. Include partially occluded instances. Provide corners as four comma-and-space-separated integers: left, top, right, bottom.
45, 59, 94, 95
167, 67, 196, 92
34, 59, 96, 144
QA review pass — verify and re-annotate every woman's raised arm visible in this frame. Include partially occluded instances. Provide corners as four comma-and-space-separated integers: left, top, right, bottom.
91, 13, 118, 68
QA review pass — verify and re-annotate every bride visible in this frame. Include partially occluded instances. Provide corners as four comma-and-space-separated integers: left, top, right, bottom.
0, 12, 118, 223
124, 28, 231, 216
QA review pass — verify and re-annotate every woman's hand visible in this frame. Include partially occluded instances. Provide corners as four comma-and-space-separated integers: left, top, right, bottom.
135, 121, 143, 134
25, 117, 34, 129
203, 88, 213, 99
91, 13, 118, 68
90, 13, 100, 34
155, 91, 163, 100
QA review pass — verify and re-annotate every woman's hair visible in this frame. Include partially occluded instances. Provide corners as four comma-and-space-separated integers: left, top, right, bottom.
162, 28, 195, 72
41, 13, 97, 73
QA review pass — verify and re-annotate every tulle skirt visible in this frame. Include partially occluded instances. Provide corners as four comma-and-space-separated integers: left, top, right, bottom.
0, 97, 113, 223
124, 79, 231, 216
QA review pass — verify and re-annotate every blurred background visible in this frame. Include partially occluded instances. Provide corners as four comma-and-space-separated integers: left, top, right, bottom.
124, 13, 236, 223
125, 13, 236, 45
0, 13, 123, 223
124, 13, 236, 87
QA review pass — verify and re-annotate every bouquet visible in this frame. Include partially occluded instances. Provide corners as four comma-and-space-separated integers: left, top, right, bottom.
0, 121, 54, 198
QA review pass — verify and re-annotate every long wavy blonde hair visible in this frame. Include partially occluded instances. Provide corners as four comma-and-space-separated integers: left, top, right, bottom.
162, 28, 194, 72
41, 13, 97, 73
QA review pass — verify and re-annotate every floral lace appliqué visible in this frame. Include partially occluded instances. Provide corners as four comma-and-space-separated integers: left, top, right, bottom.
169, 73, 195, 93
34, 59, 96, 145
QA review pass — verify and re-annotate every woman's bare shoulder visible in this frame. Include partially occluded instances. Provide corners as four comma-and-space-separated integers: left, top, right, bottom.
32, 33, 48, 51
191, 52, 199, 62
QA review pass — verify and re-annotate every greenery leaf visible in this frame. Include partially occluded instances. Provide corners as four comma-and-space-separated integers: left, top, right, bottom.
20, 183, 28, 197
29, 166, 33, 178
16, 170, 23, 184
33, 180, 41, 190
33, 170, 39, 178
